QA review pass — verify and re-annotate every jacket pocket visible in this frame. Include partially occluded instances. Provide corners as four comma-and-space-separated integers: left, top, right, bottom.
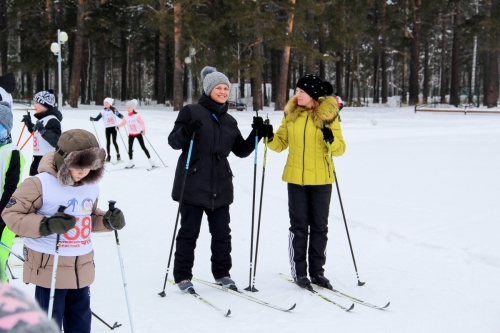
186, 157, 204, 174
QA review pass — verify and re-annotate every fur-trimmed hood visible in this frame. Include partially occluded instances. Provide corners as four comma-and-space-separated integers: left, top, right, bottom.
284, 95, 339, 128
47, 129, 106, 186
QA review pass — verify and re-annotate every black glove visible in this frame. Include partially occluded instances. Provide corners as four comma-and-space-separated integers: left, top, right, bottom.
183, 119, 203, 136
321, 126, 334, 144
103, 208, 126, 230
33, 121, 46, 135
261, 120, 274, 141
252, 116, 264, 132
21, 114, 33, 127
90, 117, 95, 121
39, 212, 77, 236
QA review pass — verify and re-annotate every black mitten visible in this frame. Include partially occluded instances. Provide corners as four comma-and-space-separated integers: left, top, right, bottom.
183, 120, 203, 136
321, 126, 334, 144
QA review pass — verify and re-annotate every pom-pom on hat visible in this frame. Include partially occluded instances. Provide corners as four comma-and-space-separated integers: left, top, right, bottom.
104, 97, 114, 106
201, 66, 231, 96
126, 99, 137, 110
0, 101, 13, 133
33, 88, 56, 109
295, 74, 333, 101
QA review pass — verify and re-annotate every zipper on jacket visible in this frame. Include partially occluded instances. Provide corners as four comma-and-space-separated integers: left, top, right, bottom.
325, 156, 331, 179
211, 113, 222, 210
302, 115, 309, 185
74, 257, 80, 289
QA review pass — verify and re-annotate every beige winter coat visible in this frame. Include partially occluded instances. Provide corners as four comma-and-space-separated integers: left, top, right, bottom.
2, 152, 109, 289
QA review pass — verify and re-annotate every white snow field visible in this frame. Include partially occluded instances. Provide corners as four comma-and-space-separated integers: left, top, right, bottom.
7, 103, 500, 333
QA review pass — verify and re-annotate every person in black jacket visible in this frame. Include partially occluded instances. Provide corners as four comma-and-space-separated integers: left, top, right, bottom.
168, 66, 266, 293
21, 89, 62, 176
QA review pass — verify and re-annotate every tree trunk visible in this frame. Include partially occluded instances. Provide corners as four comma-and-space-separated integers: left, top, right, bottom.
373, 53, 379, 103
157, 0, 167, 104
275, 0, 296, 111
408, 0, 421, 105
0, 0, 8, 74
485, 0, 499, 107
68, 0, 87, 108
120, 31, 127, 101
336, 50, 343, 96
381, 0, 387, 103
422, 29, 429, 104
305, 8, 315, 74
440, 16, 447, 104
173, 2, 183, 111
252, 15, 263, 112
449, 2, 461, 107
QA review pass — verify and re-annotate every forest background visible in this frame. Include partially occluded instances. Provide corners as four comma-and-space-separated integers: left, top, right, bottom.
0, 0, 499, 111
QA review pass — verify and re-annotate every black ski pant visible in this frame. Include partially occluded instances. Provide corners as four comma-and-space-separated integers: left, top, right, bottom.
29, 155, 43, 176
128, 134, 150, 159
287, 183, 332, 278
105, 127, 119, 156
174, 203, 232, 283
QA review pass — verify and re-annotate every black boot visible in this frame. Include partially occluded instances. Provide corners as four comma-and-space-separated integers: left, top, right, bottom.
117, 153, 121, 161
105, 155, 111, 163
294, 276, 313, 290
311, 274, 333, 290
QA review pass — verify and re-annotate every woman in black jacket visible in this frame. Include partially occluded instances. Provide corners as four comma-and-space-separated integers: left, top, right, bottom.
168, 66, 264, 293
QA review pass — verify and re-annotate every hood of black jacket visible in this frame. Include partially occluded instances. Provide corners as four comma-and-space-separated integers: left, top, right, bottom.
198, 94, 228, 115
34, 106, 63, 121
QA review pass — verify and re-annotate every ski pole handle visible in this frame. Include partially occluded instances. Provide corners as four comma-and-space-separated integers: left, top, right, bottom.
58, 205, 66, 213
108, 200, 116, 211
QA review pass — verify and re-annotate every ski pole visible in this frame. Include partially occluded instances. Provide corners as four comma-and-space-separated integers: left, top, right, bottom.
107, 200, 135, 333
0, 240, 25, 262
16, 125, 25, 146
0, 240, 122, 328
142, 134, 166, 167
91, 121, 101, 147
250, 118, 270, 292
48, 205, 67, 319
6, 263, 17, 280
159, 132, 195, 297
17, 111, 29, 146
245, 112, 259, 292
117, 128, 128, 158
327, 142, 365, 286
91, 311, 122, 330
19, 132, 33, 150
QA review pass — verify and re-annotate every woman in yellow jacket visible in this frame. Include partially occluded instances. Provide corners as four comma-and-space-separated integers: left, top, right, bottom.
267, 74, 346, 290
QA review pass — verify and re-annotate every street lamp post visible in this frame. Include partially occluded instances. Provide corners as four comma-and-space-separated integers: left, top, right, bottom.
184, 47, 196, 104
50, 29, 68, 108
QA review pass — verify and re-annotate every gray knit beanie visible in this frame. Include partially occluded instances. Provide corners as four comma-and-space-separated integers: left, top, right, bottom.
201, 66, 231, 96
0, 101, 13, 133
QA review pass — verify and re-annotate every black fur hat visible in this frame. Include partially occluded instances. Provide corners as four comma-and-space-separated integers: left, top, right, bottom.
296, 74, 334, 101
54, 129, 106, 186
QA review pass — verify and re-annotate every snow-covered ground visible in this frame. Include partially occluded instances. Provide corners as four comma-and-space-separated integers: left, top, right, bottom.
7, 104, 500, 332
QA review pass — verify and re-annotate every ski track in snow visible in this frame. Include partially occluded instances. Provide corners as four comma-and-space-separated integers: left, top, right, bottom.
7, 104, 500, 332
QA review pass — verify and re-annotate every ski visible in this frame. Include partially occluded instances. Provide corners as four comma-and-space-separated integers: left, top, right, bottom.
312, 283, 390, 310
147, 166, 160, 171
279, 274, 354, 312
192, 277, 296, 312
168, 279, 230, 317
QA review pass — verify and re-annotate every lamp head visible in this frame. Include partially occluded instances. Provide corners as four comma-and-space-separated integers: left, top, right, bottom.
59, 31, 68, 43
50, 42, 60, 55
184, 57, 191, 64
189, 47, 196, 57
